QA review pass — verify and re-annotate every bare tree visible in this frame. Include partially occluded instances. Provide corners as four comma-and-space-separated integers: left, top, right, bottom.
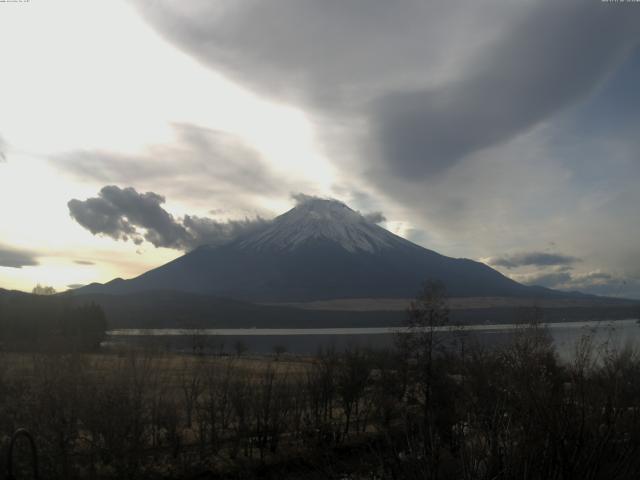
179, 358, 204, 428
395, 280, 451, 478
336, 347, 370, 438
234, 340, 248, 357
272, 344, 287, 360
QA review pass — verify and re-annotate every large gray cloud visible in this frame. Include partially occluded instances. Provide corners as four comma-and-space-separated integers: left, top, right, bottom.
130, 0, 640, 180
129, 0, 505, 110
0, 245, 39, 268
488, 252, 580, 270
371, 2, 640, 179
68, 186, 268, 251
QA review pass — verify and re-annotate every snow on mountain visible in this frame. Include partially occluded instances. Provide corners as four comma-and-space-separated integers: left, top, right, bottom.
238, 198, 401, 253
76, 196, 573, 301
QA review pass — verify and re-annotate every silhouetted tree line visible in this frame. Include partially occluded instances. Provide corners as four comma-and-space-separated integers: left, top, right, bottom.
0, 293, 106, 351
2, 284, 640, 478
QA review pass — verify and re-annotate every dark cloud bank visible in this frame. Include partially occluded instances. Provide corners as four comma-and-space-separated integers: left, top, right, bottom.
523, 268, 639, 298
68, 186, 268, 251
372, 2, 640, 179
487, 251, 639, 298
489, 252, 580, 269
0, 246, 38, 269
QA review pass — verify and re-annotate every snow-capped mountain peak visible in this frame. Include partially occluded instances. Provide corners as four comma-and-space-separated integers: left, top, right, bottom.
237, 198, 401, 253
77, 196, 551, 301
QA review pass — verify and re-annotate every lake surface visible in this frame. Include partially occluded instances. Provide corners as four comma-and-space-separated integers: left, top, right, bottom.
106, 319, 640, 356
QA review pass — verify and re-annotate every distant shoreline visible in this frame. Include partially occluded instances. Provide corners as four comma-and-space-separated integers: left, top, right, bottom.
265, 296, 639, 311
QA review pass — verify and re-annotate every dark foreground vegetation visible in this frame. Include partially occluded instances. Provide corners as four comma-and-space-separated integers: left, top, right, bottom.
2, 285, 640, 479
0, 290, 106, 351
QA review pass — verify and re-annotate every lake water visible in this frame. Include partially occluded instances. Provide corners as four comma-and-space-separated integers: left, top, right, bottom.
105, 319, 640, 357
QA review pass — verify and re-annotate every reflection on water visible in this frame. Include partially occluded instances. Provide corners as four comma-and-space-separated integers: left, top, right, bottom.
105, 319, 640, 356
108, 319, 639, 337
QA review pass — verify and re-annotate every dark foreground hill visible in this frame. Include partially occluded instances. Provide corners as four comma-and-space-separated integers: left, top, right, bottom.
0, 288, 106, 350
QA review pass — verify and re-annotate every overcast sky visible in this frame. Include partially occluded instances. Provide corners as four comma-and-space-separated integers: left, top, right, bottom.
1, 0, 640, 298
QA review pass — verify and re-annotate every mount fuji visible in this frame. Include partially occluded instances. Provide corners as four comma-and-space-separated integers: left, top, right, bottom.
77, 198, 566, 301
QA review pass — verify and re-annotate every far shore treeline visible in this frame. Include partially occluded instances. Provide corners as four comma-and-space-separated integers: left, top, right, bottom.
0, 290, 106, 351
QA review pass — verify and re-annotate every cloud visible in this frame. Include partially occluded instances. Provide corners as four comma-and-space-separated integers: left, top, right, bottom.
56, 123, 307, 213
74, 260, 95, 265
522, 271, 573, 289
363, 211, 386, 224
488, 252, 580, 270
67, 284, 86, 289
130, 1, 640, 182
291, 192, 321, 205
565, 272, 640, 298
570, 271, 614, 286
129, 0, 499, 110
68, 185, 268, 251
0, 134, 6, 162
0, 245, 39, 268
510, 266, 640, 298
68, 186, 188, 248
291, 192, 386, 224
371, 2, 640, 179
182, 214, 268, 247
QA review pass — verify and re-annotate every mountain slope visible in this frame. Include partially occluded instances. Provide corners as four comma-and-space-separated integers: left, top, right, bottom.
77, 198, 571, 301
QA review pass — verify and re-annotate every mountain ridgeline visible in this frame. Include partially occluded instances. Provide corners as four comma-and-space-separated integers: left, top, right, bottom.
77, 198, 567, 301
